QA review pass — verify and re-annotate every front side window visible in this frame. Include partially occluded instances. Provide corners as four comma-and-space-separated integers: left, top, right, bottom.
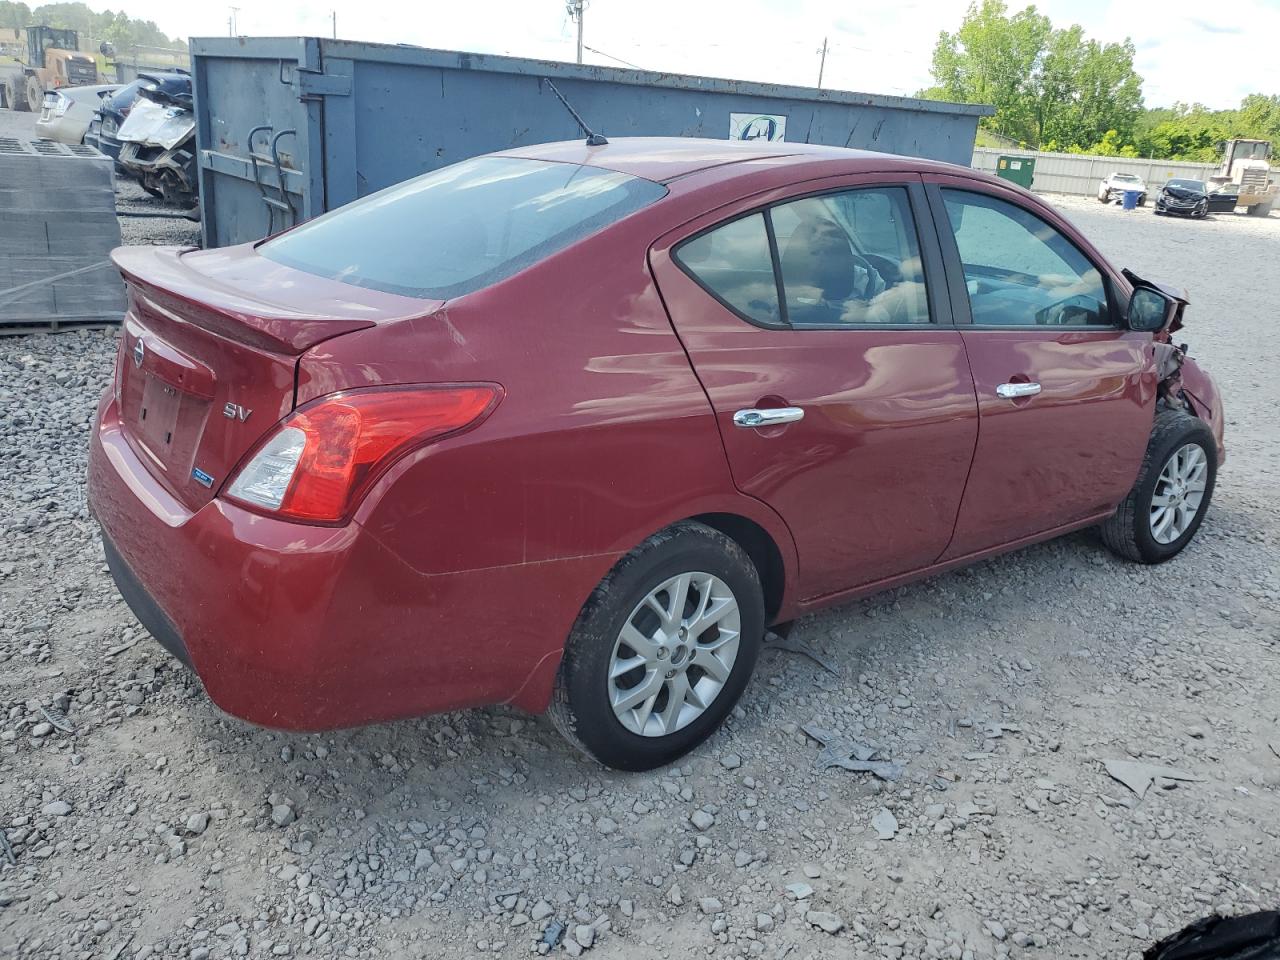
674, 185, 930, 328
261, 156, 667, 300
941, 189, 1111, 327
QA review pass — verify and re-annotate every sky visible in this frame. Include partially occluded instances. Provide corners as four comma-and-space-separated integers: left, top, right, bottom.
108, 0, 1278, 110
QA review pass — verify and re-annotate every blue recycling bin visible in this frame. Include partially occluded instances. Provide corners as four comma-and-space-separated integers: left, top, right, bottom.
1122, 189, 1140, 211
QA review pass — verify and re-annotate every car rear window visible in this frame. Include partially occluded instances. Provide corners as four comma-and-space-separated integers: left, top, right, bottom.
259, 156, 667, 300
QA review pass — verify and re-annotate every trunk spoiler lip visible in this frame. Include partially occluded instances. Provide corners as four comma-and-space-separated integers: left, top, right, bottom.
110, 245, 443, 355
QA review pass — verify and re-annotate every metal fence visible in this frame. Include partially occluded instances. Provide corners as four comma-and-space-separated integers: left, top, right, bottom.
971, 147, 1219, 196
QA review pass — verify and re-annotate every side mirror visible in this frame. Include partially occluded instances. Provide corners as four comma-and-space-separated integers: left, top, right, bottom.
1126, 286, 1173, 332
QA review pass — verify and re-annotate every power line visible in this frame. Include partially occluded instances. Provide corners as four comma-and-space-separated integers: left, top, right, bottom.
582, 43, 643, 70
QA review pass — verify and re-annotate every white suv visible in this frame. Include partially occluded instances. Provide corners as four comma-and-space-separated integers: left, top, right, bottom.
1098, 172, 1148, 206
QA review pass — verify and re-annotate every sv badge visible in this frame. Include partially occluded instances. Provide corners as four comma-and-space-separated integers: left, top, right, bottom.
223, 402, 253, 422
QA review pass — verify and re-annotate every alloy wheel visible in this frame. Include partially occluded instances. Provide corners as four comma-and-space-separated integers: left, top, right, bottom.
607, 572, 741, 737
1150, 443, 1208, 544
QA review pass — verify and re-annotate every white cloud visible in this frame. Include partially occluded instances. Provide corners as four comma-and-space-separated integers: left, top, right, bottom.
100, 0, 1273, 109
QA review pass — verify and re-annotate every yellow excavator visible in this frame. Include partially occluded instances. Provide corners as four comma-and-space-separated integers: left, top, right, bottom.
1, 26, 99, 112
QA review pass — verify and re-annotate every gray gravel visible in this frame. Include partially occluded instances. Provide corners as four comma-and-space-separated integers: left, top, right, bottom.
1, 131, 1278, 960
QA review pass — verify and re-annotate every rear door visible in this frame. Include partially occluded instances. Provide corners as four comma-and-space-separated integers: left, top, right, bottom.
923, 175, 1155, 558
650, 175, 979, 600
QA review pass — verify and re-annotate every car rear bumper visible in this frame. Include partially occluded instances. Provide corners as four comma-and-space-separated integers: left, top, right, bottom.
88, 391, 591, 729
34, 114, 89, 145
85, 132, 122, 162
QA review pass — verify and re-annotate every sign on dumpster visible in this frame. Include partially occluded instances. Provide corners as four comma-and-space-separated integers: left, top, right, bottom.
729, 113, 787, 141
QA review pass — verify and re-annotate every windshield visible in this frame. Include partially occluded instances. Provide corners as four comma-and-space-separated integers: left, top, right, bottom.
1167, 179, 1206, 191
260, 157, 668, 300
1112, 173, 1139, 181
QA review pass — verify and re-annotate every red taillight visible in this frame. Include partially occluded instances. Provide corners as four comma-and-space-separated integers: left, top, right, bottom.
224, 384, 501, 523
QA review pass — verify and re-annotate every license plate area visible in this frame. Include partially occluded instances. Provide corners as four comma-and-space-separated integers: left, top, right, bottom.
135, 373, 183, 464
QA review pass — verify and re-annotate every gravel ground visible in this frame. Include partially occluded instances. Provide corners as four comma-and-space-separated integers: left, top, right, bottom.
2, 121, 1279, 960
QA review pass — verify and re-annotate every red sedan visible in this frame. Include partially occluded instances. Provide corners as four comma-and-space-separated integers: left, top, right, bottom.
88, 138, 1225, 771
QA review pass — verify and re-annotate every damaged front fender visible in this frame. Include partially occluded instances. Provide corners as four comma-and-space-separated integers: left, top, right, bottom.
1178, 355, 1226, 465
1123, 267, 1225, 465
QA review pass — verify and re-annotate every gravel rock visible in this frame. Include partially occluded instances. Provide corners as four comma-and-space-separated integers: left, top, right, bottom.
806, 910, 845, 934
270, 803, 296, 827
689, 809, 715, 831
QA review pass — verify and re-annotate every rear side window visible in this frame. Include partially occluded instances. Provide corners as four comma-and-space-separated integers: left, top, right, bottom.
674, 185, 930, 328
673, 213, 782, 326
260, 157, 667, 300
771, 188, 929, 326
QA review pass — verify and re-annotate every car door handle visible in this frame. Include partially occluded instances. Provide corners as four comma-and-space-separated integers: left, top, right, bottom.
733, 407, 805, 428
995, 382, 1042, 399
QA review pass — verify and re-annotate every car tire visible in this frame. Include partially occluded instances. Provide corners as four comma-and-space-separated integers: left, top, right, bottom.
24, 76, 42, 113
1100, 409, 1216, 564
549, 520, 765, 771
1, 75, 18, 111
1138, 195, 1147, 207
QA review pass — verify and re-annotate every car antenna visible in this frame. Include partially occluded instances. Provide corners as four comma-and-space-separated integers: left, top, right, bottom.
542, 78, 608, 146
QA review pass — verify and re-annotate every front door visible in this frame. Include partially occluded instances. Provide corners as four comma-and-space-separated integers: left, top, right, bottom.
924, 178, 1156, 559
650, 177, 979, 600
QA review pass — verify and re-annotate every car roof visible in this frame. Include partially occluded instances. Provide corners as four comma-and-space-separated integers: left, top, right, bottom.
495, 136, 942, 183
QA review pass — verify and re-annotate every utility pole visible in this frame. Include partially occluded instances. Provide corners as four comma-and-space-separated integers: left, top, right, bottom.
228, 6, 239, 36
817, 36, 828, 89
331, 10, 337, 38
566, 0, 584, 64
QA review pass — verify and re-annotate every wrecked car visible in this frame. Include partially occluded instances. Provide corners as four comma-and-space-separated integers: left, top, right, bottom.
114, 81, 196, 207
88, 138, 1225, 771
86, 71, 191, 171
1155, 178, 1211, 218
1097, 171, 1147, 206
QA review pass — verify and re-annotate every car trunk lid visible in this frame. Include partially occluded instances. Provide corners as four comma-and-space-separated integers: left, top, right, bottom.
111, 244, 440, 512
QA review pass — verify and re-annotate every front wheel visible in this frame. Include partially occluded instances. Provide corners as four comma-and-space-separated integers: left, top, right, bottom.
549, 521, 764, 771
1100, 410, 1216, 564
23, 76, 41, 113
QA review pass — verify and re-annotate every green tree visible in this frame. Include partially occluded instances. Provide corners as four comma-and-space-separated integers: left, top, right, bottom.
0, 1, 32, 31
922, 0, 1144, 150
4, 2, 185, 48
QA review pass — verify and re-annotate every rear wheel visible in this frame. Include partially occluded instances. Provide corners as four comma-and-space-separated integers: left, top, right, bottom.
549, 521, 764, 771
1, 75, 19, 111
1100, 410, 1216, 564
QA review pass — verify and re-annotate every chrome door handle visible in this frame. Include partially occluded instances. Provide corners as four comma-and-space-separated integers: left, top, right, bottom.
733, 407, 805, 428
996, 382, 1042, 399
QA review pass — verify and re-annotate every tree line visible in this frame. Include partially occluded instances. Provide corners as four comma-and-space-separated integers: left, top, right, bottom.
920, 0, 1279, 162
0, 1, 185, 52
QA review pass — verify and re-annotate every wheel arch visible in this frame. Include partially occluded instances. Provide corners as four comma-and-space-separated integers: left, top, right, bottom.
691, 511, 787, 622
507, 504, 799, 715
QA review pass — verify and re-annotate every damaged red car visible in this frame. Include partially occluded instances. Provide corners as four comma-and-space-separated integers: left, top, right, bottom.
88, 138, 1225, 771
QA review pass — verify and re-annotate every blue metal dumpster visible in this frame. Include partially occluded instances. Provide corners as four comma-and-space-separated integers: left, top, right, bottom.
191, 37, 993, 248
